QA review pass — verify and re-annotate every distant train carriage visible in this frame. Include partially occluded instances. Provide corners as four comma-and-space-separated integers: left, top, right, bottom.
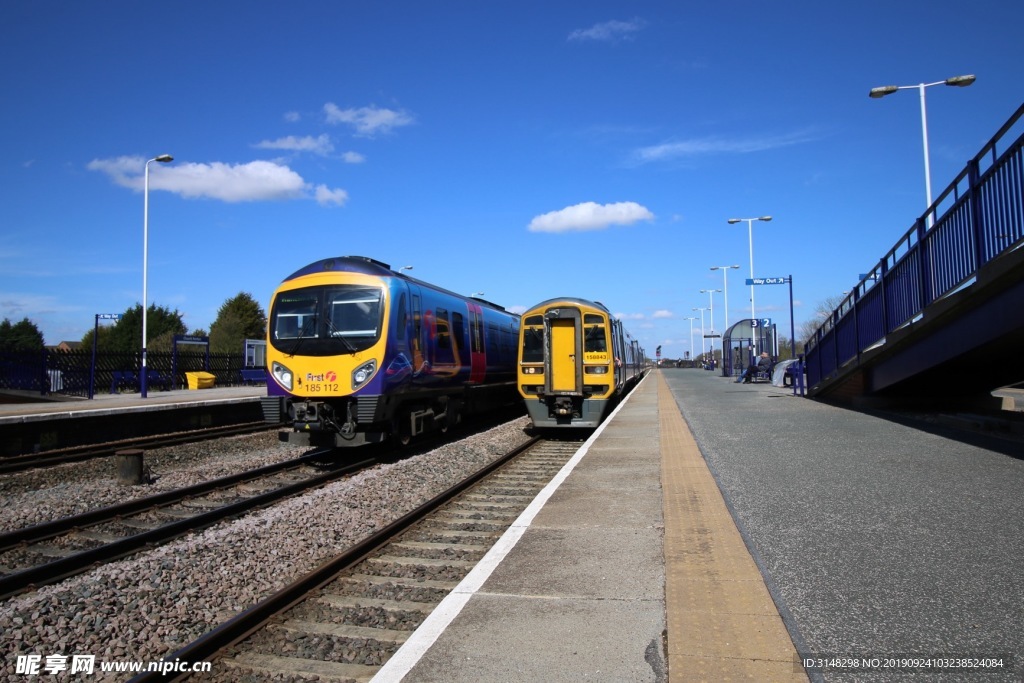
260, 256, 520, 447
517, 297, 645, 429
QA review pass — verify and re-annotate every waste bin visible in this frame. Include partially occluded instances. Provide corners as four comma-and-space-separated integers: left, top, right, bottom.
186, 371, 216, 390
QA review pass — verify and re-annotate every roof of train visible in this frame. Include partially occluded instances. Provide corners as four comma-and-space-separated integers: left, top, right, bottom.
280, 255, 514, 314
522, 297, 612, 315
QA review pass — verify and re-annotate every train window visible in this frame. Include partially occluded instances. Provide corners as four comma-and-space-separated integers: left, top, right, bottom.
326, 286, 382, 338
584, 314, 608, 353
436, 308, 451, 350
273, 292, 320, 340
521, 323, 543, 363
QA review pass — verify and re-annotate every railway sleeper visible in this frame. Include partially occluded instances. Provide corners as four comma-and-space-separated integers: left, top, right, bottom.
339, 573, 458, 591
317, 594, 435, 614
366, 555, 477, 571
221, 652, 378, 683
272, 619, 412, 645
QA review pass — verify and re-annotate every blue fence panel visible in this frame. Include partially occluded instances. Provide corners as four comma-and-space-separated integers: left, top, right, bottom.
835, 308, 858, 367
884, 248, 921, 332
856, 285, 885, 350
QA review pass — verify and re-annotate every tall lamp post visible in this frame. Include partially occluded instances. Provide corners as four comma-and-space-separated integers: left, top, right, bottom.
869, 74, 975, 222
684, 316, 697, 362
692, 307, 706, 360
699, 288, 721, 361
727, 216, 772, 327
710, 265, 740, 330
142, 154, 173, 398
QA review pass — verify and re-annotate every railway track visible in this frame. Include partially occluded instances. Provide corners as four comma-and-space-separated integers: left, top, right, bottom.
128, 436, 581, 683
0, 421, 284, 475
0, 450, 377, 599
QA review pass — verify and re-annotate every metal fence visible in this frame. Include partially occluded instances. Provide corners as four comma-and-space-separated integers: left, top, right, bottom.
805, 102, 1024, 390
0, 349, 261, 398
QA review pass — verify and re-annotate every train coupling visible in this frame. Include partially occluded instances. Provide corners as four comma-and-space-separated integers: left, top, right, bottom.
553, 397, 574, 416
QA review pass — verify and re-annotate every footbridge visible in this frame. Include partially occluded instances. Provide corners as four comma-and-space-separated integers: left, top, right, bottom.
805, 102, 1024, 408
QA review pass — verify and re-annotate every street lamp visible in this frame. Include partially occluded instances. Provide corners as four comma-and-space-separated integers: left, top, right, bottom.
398, 265, 414, 273
471, 292, 485, 298
141, 154, 173, 398
700, 288, 721, 362
727, 216, 772, 326
692, 307, 706, 359
869, 74, 975, 221
684, 316, 697, 361
710, 265, 740, 329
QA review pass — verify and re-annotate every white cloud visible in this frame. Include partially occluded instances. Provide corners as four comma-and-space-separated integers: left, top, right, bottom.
615, 312, 646, 320
568, 19, 645, 42
87, 156, 347, 205
284, 111, 301, 123
652, 310, 674, 319
324, 103, 414, 136
342, 151, 366, 164
527, 201, 654, 233
253, 134, 334, 156
633, 130, 819, 164
314, 185, 349, 206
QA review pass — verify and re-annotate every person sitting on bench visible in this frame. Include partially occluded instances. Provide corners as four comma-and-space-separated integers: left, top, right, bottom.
736, 352, 772, 383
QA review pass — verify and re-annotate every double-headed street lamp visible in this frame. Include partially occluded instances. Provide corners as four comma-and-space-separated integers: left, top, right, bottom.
726, 216, 772, 325
710, 265, 740, 330
142, 154, 173, 398
869, 74, 975, 221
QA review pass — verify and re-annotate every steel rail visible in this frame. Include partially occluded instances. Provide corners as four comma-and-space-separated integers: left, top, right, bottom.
0, 454, 377, 599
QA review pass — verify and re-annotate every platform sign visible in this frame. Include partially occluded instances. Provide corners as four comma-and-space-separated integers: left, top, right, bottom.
745, 277, 787, 285
749, 318, 772, 328
97, 313, 122, 320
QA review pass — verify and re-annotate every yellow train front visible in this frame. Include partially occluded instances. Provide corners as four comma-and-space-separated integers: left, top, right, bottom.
517, 298, 645, 429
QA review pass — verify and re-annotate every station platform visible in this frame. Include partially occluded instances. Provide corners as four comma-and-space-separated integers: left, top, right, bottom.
0, 386, 266, 423
374, 369, 1023, 682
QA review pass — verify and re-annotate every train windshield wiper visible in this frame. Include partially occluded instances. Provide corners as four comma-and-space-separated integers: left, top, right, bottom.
325, 317, 357, 352
287, 317, 317, 357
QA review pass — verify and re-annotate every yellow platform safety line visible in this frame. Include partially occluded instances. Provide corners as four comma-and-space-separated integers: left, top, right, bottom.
658, 372, 808, 682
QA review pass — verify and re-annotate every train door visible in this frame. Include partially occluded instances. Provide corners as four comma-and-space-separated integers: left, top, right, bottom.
468, 303, 486, 383
410, 288, 426, 377
548, 314, 580, 393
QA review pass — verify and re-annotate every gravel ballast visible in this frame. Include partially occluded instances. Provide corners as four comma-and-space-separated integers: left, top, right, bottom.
0, 418, 532, 682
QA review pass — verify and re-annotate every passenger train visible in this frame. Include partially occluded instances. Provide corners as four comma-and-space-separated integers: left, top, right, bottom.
260, 256, 521, 447
517, 297, 646, 429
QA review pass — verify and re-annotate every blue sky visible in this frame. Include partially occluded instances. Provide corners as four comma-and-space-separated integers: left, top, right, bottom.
3, 2, 1023, 359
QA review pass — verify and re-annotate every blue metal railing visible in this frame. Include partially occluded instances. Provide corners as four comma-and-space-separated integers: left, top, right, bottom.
805, 102, 1024, 391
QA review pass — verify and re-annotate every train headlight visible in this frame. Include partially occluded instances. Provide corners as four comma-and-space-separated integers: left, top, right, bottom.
352, 360, 377, 390
522, 366, 544, 375
584, 365, 609, 374
271, 361, 294, 390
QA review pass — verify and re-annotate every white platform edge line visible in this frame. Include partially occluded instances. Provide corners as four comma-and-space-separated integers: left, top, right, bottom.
371, 373, 651, 683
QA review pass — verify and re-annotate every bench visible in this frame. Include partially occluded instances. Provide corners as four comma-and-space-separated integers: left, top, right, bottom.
239, 368, 266, 385
110, 371, 137, 393
146, 370, 172, 391
110, 370, 172, 393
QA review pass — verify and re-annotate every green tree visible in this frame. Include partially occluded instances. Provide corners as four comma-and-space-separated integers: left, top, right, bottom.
84, 304, 187, 354
0, 317, 45, 352
209, 292, 267, 354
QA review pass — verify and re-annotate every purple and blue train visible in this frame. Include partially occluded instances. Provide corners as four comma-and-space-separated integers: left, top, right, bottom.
260, 256, 521, 447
